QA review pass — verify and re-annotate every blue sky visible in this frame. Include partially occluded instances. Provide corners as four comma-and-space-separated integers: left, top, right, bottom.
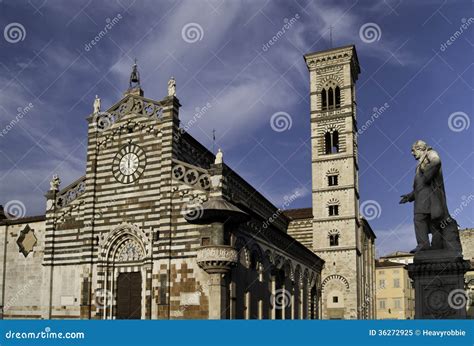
0, 0, 472, 257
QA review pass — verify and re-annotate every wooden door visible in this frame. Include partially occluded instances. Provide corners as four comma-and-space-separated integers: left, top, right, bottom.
116, 272, 142, 319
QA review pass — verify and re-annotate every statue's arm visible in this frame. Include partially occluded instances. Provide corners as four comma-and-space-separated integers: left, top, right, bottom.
422, 151, 441, 183
400, 191, 414, 204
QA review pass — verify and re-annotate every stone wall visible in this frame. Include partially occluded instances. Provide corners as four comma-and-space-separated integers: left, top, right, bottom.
0, 219, 48, 319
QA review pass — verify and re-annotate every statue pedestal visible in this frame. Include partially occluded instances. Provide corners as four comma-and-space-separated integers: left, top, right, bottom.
408, 250, 470, 319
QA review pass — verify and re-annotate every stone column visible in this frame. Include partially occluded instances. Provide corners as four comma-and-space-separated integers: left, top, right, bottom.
196, 245, 238, 319
408, 251, 470, 319
270, 273, 276, 319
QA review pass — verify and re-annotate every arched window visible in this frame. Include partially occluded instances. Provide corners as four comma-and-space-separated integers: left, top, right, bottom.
335, 86, 341, 108
324, 130, 339, 154
332, 131, 339, 153
329, 234, 339, 246
328, 87, 334, 109
324, 132, 332, 154
321, 89, 327, 110
328, 174, 338, 186
321, 83, 341, 111
328, 204, 339, 216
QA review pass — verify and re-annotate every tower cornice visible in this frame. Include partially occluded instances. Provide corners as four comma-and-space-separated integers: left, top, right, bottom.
304, 44, 360, 82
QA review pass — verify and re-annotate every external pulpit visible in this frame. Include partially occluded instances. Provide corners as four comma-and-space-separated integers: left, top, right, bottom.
185, 149, 249, 318
196, 245, 238, 274
195, 245, 238, 319
185, 197, 249, 319
185, 196, 249, 319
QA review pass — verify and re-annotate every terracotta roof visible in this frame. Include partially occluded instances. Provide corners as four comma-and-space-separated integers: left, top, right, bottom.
283, 208, 313, 220
383, 251, 413, 258
375, 260, 406, 268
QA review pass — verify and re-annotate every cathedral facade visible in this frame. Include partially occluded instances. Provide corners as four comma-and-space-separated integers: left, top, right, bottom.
0, 45, 375, 320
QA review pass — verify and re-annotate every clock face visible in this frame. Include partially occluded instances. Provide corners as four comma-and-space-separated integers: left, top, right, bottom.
120, 153, 139, 175
113, 144, 146, 184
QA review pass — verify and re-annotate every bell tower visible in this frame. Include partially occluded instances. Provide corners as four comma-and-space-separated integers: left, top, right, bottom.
305, 45, 375, 319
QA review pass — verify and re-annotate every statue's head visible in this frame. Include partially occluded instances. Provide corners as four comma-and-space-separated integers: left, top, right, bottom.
411, 140, 428, 160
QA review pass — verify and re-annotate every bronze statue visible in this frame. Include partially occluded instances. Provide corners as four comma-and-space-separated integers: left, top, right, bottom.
400, 140, 462, 254
129, 59, 140, 89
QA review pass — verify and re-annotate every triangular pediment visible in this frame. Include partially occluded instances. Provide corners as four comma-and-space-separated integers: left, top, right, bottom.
92, 94, 167, 126
87, 94, 178, 141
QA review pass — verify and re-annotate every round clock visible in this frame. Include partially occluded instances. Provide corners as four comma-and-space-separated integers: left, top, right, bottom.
112, 144, 146, 184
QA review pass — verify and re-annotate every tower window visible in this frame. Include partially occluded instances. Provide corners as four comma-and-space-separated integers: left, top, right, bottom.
328, 205, 339, 216
328, 175, 338, 186
332, 131, 339, 152
328, 87, 334, 109
321, 84, 341, 110
329, 234, 339, 246
321, 89, 327, 110
324, 131, 339, 154
335, 86, 341, 108
332, 296, 339, 303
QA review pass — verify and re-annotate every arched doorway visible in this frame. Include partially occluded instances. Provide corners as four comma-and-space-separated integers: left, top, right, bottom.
96, 224, 151, 319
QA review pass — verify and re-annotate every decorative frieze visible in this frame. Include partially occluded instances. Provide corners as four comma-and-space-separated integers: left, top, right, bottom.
56, 177, 86, 208
110, 95, 165, 122
172, 159, 211, 191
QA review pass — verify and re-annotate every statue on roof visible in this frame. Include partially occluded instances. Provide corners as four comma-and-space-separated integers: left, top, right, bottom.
50, 174, 61, 191
215, 148, 223, 164
129, 59, 140, 89
168, 76, 176, 97
93, 95, 101, 114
